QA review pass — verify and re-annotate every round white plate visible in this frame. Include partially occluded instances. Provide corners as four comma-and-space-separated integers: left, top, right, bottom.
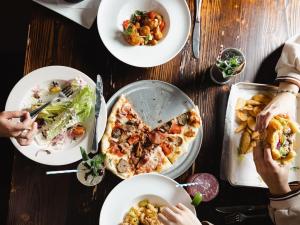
107, 80, 203, 179
99, 173, 195, 225
5, 66, 107, 166
97, 0, 191, 67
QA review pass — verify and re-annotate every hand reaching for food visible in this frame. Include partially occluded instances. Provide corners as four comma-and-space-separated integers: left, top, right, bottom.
15, 121, 38, 146
158, 203, 202, 225
253, 143, 291, 195
0, 111, 33, 137
0, 111, 37, 146
256, 82, 299, 131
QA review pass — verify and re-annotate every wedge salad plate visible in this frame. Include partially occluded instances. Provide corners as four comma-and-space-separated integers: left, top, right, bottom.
5, 66, 107, 166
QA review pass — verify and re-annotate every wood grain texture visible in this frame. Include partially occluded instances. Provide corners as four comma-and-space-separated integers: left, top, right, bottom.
6, 1, 300, 225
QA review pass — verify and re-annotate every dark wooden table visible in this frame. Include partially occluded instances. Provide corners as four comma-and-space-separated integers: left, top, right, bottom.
6, 1, 300, 225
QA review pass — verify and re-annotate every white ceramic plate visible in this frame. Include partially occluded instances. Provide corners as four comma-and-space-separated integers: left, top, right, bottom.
99, 173, 195, 225
97, 0, 191, 67
5, 66, 107, 166
107, 80, 203, 179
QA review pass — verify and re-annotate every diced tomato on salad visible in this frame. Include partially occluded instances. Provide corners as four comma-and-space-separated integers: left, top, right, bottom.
70, 125, 86, 139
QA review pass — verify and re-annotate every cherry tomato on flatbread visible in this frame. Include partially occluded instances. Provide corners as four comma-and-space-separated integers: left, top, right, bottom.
113, 150, 124, 157
114, 121, 122, 129
169, 122, 182, 134
110, 143, 125, 157
128, 135, 140, 145
126, 114, 134, 120
160, 142, 173, 155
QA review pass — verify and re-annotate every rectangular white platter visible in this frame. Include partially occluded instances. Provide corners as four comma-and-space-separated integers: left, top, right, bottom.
221, 82, 300, 188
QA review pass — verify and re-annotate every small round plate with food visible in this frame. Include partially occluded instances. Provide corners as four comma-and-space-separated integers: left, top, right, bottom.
99, 173, 195, 225
5, 66, 107, 166
101, 80, 203, 179
97, 0, 191, 67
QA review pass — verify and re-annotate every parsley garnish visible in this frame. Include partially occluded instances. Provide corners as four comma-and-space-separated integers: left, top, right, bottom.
123, 25, 134, 36
130, 10, 146, 23
144, 34, 153, 44
216, 53, 244, 78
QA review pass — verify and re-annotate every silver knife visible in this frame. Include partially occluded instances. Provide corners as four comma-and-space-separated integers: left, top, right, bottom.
192, 0, 202, 58
215, 205, 267, 214
91, 75, 103, 153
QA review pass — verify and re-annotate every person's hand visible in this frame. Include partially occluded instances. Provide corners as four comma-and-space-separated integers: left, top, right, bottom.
15, 122, 38, 146
158, 203, 202, 225
253, 143, 291, 195
0, 111, 38, 146
256, 82, 298, 131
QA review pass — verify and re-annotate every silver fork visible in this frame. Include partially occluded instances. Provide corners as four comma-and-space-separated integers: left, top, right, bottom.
21, 85, 74, 121
225, 212, 267, 224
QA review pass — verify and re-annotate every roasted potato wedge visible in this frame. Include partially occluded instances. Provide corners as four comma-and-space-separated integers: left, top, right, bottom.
235, 121, 247, 133
239, 131, 251, 154
236, 110, 248, 122
252, 94, 271, 105
246, 99, 261, 106
252, 106, 263, 117
235, 98, 246, 110
247, 116, 256, 131
243, 105, 254, 111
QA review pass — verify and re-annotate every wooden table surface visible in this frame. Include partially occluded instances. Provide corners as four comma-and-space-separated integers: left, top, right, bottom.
6, 1, 300, 225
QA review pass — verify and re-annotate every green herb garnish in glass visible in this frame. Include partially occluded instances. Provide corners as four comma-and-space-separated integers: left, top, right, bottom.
216, 53, 244, 78
79, 147, 106, 182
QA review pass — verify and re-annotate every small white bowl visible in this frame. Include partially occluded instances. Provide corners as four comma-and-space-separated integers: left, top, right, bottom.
97, 0, 191, 67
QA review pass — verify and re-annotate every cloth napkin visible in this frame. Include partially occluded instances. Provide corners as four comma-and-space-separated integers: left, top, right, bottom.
32, 0, 101, 29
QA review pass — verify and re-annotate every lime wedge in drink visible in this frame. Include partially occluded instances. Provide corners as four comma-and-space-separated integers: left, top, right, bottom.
191, 192, 202, 206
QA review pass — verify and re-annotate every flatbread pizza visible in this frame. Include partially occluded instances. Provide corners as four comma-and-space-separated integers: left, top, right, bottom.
101, 95, 201, 178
